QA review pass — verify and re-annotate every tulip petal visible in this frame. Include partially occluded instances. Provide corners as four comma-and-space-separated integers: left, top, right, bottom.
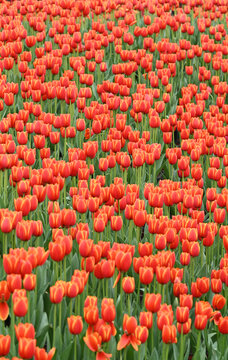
96, 351, 112, 360
111, 322, 117, 336
117, 334, 130, 351
83, 334, 98, 352
48, 347, 56, 360
113, 272, 121, 288
0, 301, 9, 321
130, 335, 141, 351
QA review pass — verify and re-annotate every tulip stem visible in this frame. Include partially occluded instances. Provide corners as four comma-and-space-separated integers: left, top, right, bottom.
74, 336, 77, 360
70, 299, 72, 315
151, 317, 154, 352
59, 301, 62, 331
64, 257, 66, 281
123, 348, 127, 360
179, 327, 185, 360
3, 233, 7, 255
162, 285, 165, 303
193, 331, 201, 360
137, 278, 140, 306
4, 169, 8, 207
78, 295, 80, 315
11, 296, 15, 355
120, 273, 123, 315
106, 279, 108, 298
27, 291, 30, 323
55, 262, 58, 283
53, 305, 56, 347
162, 343, 169, 360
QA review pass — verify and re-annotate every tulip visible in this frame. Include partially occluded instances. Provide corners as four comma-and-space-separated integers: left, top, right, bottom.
162, 325, 177, 344
101, 298, 116, 323
67, 316, 83, 335
18, 337, 36, 359
117, 314, 141, 351
23, 274, 36, 291
218, 316, 228, 334
212, 295, 226, 310
15, 323, 35, 340
84, 306, 99, 326
0, 335, 11, 356
139, 311, 153, 329
13, 296, 28, 317
35, 347, 56, 360
122, 276, 135, 294
145, 293, 161, 313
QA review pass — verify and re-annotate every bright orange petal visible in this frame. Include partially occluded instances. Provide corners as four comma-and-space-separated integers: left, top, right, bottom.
48, 348, 56, 360
111, 322, 117, 336
0, 301, 9, 321
113, 272, 121, 288
130, 335, 141, 351
86, 325, 94, 336
83, 335, 98, 352
117, 334, 130, 351
96, 351, 112, 360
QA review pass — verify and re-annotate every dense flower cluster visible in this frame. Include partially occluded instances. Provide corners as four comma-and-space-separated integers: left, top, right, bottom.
0, 0, 227, 359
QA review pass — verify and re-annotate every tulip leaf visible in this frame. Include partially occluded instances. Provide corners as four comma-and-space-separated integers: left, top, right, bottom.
36, 312, 49, 339
92, 83, 99, 101
60, 340, 74, 360
35, 296, 44, 329
151, 347, 159, 360
172, 343, 179, 360
184, 338, 191, 360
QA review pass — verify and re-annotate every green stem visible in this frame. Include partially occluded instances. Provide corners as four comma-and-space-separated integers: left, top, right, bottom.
74, 336, 77, 360
162, 343, 169, 360
193, 331, 201, 360
128, 295, 131, 315
64, 256, 67, 281
151, 317, 154, 352
53, 305, 57, 347
179, 327, 185, 360
124, 348, 127, 360
120, 273, 123, 316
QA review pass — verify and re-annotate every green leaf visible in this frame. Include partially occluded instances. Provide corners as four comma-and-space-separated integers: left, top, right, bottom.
151, 347, 159, 360
184, 338, 191, 360
172, 343, 179, 360
60, 340, 74, 360
36, 312, 49, 338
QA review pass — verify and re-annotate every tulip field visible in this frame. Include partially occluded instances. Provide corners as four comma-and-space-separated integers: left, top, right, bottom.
1, 0, 228, 359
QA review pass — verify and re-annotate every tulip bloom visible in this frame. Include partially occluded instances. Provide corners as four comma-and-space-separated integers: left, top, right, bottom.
117, 314, 141, 351
162, 325, 177, 344
23, 274, 36, 291
15, 323, 35, 340
0, 334, 11, 356
101, 299, 116, 323
176, 307, 189, 323
139, 267, 154, 285
67, 316, 83, 335
145, 293, 161, 313
0, 280, 10, 320
13, 296, 28, 317
18, 337, 36, 359
218, 317, 228, 334
83, 332, 111, 360
177, 319, 192, 335
139, 311, 153, 329
212, 295, 226, 310
122, 277, 135, 294
194, 315, 208, 330
35, 347, 56, 360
